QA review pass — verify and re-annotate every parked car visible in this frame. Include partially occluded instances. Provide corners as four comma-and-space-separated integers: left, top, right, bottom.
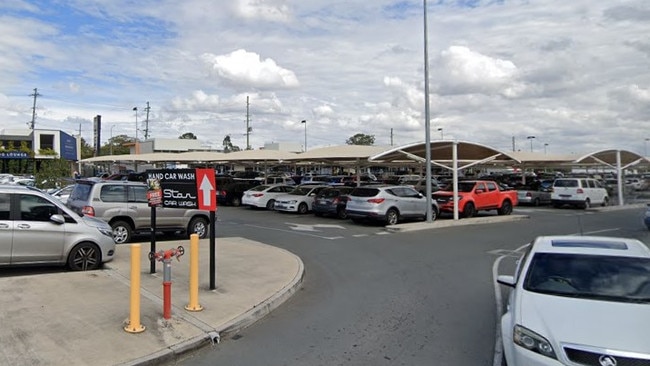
497, 235, 650, 366
433, 180, 518, 218
346, 185, 439, 225
48, 184, 75, 204
626, 177, 647, 191
312, 186, 354, 219
400, 177, 441, 195
241, 184, 295, 210
551, 177, 609, 209
217, 178, 261, 207
66, 180, 211, 244
273, 185, 329, 214
261, 176, 296, 186
515, 185, 551, 206
0, 185, 115, 270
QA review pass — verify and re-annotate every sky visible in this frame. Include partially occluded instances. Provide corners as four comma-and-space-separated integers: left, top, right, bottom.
1, 0, 649, 156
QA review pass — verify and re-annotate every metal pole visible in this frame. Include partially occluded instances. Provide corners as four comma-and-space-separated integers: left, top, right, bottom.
423, 0, 433, 222
209, 210, 216, 290
301, 120, 307, 152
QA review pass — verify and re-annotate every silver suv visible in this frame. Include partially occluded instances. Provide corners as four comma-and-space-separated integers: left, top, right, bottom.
66, 180, 211, 244
346, 185, 439, 225
0, 185, 115, 270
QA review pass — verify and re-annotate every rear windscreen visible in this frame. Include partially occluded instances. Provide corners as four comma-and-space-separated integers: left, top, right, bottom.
554, 179, 578, 188
350, 188, 379, 197
69, 183, 93, 201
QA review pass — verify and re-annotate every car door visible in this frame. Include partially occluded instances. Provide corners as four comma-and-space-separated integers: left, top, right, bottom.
11, 193, 65, 264
127, 184, 160, 229
0, 192, 12, 264
473, 182, 490, 209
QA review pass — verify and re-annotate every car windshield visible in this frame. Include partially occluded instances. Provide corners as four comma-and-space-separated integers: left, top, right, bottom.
249, 185, 270, 192
524, 253, 650, 303
289, 187, 313, 195
441, 182, 476, 192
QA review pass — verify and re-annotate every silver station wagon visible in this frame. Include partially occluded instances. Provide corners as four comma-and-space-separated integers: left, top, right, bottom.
0, 185, 115, 271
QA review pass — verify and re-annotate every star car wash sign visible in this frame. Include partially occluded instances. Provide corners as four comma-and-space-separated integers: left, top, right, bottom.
146, 168, 216, 211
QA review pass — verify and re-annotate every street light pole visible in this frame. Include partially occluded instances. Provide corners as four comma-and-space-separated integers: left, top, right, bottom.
527, 136, 535, 152
544, 143, 549, 155
437, 127, 443, 139
301, 120, 307, 152
110, 125, 116, 155
133, 107, 139, 142
645, 138, 649, 156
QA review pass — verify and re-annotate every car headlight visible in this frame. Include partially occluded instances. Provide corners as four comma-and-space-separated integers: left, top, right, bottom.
98, 227, 113, 237
513, 325, 557, 360
288, 200, 298, 204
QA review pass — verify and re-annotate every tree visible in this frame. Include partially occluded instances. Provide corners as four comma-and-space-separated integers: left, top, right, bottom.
346, 133, 375, 145
179, 132, 197, 139
222, 135, 241, 153
100, 134, 131, 156
80, 138, 95, 160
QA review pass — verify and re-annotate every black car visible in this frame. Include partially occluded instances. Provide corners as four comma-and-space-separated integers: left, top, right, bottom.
217, 179, 261, 206
312, 186, 354, 219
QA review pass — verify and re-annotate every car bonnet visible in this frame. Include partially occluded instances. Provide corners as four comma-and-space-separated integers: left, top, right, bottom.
518, 292, 650, 353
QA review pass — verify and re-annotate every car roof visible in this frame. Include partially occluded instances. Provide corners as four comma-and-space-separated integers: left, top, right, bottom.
531, 235, 650, 258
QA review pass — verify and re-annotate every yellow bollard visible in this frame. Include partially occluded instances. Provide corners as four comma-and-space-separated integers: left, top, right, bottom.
124, 244, 146, 333
185, 234, 203, 311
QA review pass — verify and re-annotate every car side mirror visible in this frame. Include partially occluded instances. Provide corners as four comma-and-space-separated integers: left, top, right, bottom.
496, 275, 516, 288
50, 214, 65, 225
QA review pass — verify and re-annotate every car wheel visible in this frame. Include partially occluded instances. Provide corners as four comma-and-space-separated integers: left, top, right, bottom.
601, 197, 609, 207
67, 242, 101, 271
430, 206, 438, 221
462, 203, 476, 218
189, 217, 209, 239
266, 199, 276, 210
112, 220, 133, 244
583, 199, 591, 209
231, 196, 242, 207
386, 208, 399, 225
297, 202, 308, 214
498, 200, 513, 215
337, 207, 348, 220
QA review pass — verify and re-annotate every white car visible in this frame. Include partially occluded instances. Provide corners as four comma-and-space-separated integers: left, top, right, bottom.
273, 185, 329, 214
241, 184, 294, 210
550, 178, 609, 209
497, 235, 650, 366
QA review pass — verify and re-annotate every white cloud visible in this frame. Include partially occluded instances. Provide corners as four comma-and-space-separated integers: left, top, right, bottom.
434, 46, 526, 98
234, 0, 291, 22
201, 49, 299, 89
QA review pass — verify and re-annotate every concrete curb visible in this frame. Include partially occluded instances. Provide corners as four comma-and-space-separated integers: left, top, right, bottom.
118, 250, 305, 366
385, 214, 530, 233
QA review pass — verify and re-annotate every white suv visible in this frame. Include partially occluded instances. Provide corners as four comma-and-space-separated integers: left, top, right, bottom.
551, 178, 609, 209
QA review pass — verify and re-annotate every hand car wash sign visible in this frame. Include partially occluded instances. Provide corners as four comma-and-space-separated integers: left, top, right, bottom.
146, 168, 217, 211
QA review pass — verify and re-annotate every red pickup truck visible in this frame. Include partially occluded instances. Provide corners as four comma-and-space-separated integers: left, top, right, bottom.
432, 180, 518, 218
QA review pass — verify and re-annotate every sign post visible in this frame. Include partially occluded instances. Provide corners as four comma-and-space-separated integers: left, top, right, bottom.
146, 168, 218, 285
146, 178, 162, 273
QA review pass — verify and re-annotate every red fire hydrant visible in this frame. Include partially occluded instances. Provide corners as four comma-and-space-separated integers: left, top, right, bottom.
149, 246, 184, 319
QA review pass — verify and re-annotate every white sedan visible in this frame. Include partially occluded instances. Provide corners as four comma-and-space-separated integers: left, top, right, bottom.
241, 184, 294, 210
497, 235, 650, 366
273, 185, 329, 214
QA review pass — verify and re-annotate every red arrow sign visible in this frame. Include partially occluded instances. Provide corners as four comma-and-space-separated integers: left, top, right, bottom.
195, 168, 216, 211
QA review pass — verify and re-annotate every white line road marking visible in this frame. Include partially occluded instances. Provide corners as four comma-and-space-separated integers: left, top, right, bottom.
244, 224, 343, 240
284, 222, 346, 232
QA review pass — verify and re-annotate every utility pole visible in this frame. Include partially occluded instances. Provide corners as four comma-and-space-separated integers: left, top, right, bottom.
512, 136, 516, 152
390, 128, 394, 146
143, 102, 151, 140
245, 96, 252, 150
28, 88, 41, 129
